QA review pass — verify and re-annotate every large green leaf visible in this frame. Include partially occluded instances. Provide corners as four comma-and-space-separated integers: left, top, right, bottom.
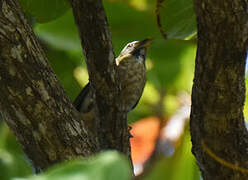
157, 0, 197, 39
34, 10, 81, 52
16, 151, 131, 180
19, 0, 70, 23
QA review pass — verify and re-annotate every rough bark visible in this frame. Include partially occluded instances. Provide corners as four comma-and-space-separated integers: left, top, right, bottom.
0, 0, 98, 172
190, 0, 248, 179
69, 0, 131, 156
0, 0, 132, 172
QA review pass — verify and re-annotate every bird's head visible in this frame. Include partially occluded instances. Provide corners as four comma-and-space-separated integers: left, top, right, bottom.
116, 38, 153, 66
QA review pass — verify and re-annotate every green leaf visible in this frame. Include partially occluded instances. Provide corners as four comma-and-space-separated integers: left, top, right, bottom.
144, 130, 200, 180
158, 0, 197, 39
34, 10, 81, 51
19, 0, 70, 23
0, 124, 32, 180
45, 46, 83, 100
148, 39, 193, 89
18, 151, 131, 180
244, 78, 248, 119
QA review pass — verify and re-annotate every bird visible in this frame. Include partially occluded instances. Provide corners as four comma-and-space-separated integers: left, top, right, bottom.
73, 38, 153, 114
115, 38, 153, 112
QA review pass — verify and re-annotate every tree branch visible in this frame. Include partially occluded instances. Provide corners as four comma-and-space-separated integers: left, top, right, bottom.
69, 0, 132, 157
190, 0, 248, 179
0, 0, 98, 172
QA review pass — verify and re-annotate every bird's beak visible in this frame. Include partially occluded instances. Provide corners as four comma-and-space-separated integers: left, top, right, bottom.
135, 38, 153, 49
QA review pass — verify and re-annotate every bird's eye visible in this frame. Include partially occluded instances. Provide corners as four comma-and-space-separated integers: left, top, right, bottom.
127, 44, 133, 48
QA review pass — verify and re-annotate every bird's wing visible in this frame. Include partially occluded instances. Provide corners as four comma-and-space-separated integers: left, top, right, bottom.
73, 82, 141, 112
73, 82, 91, 112
131, 96, 141, 111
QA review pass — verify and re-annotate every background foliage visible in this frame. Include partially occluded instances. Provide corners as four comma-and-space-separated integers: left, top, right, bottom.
1, 0, 232, 179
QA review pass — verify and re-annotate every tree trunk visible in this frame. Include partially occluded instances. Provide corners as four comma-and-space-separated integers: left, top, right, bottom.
0, 0, 131, 172
69, 0, 131, 156
190, 0, 248, 179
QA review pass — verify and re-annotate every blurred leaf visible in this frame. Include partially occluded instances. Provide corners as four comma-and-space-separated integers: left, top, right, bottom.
172, 44, 196, 92
18, 151, 131, 180
244, 78, 248, 120
144, 129, 200, 180
19, 0, 70, 23
0, 122, 8, 148
128, 0, 149, 11
163, 94, 180, 116
104, 1, 160, 52
157, 0, 196, 39
34, 10, 81, 52
73, 66, 89, 88
0, 149, 13, 180
148, 39, 192, 89
45, 46, 83, 100
0, 123, 32, 180
130, 117, 160, 164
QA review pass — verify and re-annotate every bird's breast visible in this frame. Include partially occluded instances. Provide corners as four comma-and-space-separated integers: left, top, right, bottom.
117, 59, 146, 112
